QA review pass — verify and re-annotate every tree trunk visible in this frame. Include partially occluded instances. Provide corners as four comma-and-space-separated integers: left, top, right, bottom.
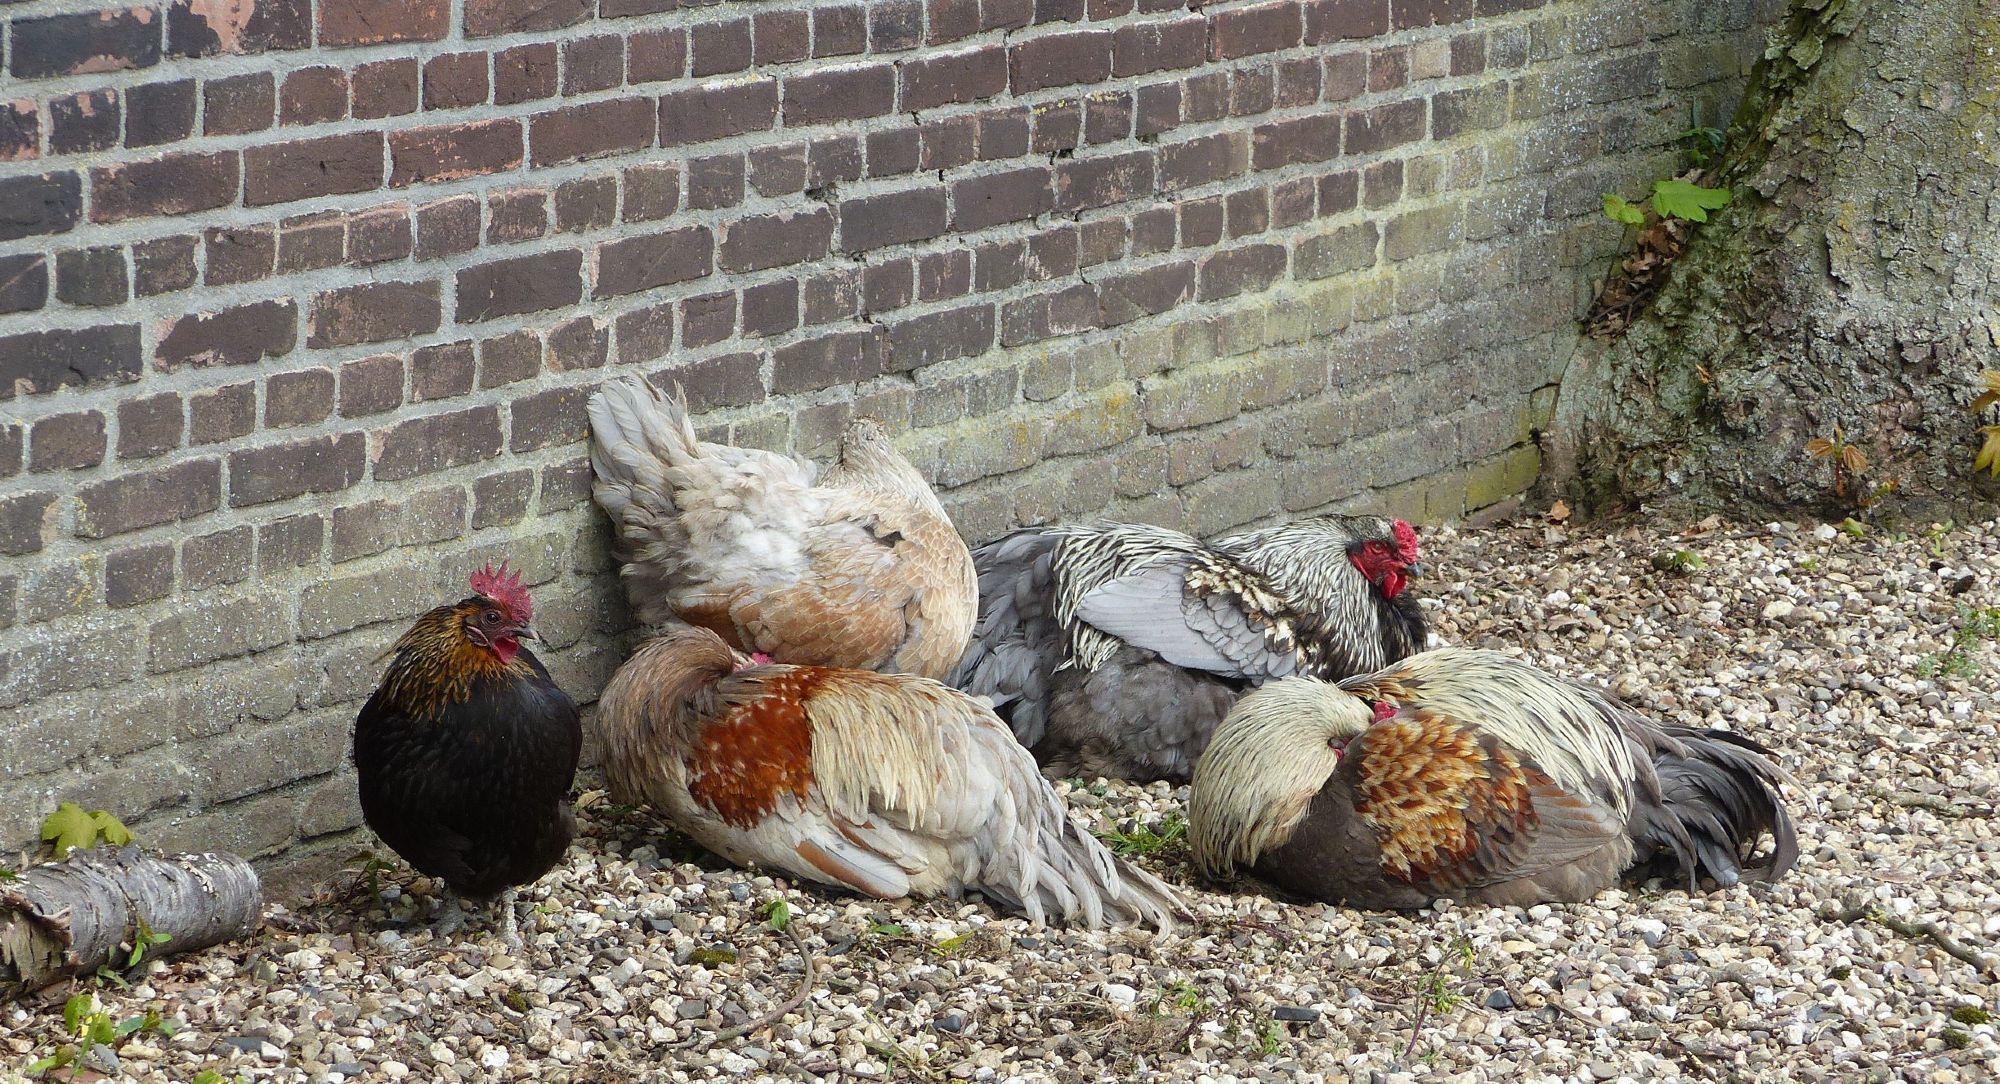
1, 846, 262, 1000
1547, 0, 2000, 520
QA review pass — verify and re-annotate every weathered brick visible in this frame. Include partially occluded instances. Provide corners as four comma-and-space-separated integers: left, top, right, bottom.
245, 134, 383, 206
277, 212, 344, 273
338, 355, 403, 418
456, 250, 584, 321
30, 411, 106, 472
265, 369, 336, 428
229, 433, 365, 507
494, 43, 559, 104
0, 100, 37, 163
686, 154, 745, 210
307, 281, 441, 349
117, 393, 182, 459
353, 59, 420, 120
189, 384, 255, 445
387, 120, 521, 190
75, 458, 219, 539
1210, 1, 1302, 59
410, 341, 475, 402
773, 329, 887, 394
1011, 29, 1113, 93
692, 18, 753, 76
840, 189, 948, 252
680, 292, 736, 347
1, 325, 142, 400
1111, 17, 1205, 76
415, 53, 486, 112
1159, 132, 1246, 191
49, 89, 121, 155
184, 526, 253, 589
12, 8, 163, 77
89, 153, 230, 224
1393, 0, 1476, 29
1000, 284, 1100, 346
510, 385, 596, 452
1198, 243, 1287, 300
742, 281, 801, 337
872, 0, 925, 49
786, 64, 895, 126
156, 301, 297, 369
473, 470, 535, 530
921, 115, 980, 170
106, 543, 176, 608
1253, 114, 1342, 170
320, 0, 447, 46
1305, 0, 1389, 41
814, 6, 867, 56
530, 98, 655, 166
375, 406, 503, 480
0, 493, 56, 556
953, 167, 1054, 231
465, 0, 591, 38
548, 318, 607, 371
753, 10, 809, 65
716, 209, 833, 275
659, 79, 780, 146
1385, 203, 1463, 260
562, 35, 626, 95
901, 45, 1009, 110
1098, 261, 1195, 325
621, 163, 681, 222
280, 66, 349, 125
884, 305, 995, 372
203, 224, 276, 285
595, 226, 715, 297
54, 247, 128, 308
1055, 150, 1154, 211
258, 514, 324, 570
0, 253, 45, 315
165, 0, 308, 56
556, 177, 618, 233
479, 331, 542, 388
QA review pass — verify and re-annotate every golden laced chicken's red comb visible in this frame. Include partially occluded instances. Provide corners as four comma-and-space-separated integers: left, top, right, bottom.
469, 561, 533, 623
1391, 520, 1420, 564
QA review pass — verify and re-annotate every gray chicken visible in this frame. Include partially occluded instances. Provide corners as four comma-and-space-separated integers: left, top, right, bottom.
1187, 648, 1801, 908
948, 515, 1428, 783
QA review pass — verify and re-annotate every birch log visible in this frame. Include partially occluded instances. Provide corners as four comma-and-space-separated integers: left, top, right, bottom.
1, 846, 263, 1000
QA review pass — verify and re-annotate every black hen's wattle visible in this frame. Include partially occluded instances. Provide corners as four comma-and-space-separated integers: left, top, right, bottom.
353, 628, 582, 902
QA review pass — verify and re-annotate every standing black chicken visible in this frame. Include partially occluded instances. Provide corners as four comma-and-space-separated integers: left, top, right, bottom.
352, 562, 582, 948
949, 515, 1428, 783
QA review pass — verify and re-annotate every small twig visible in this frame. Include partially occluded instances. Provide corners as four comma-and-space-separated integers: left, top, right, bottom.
1498, 974, 1605, 1029
671, 914, 817, 1048
1821, 902, 2000, 978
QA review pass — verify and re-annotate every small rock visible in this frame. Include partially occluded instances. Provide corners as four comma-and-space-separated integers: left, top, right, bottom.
1273, 1005, 1320, 1022
1485, 990, 1515, 1010
935, 1012, 967, 1033
1762, 599, 1796, 620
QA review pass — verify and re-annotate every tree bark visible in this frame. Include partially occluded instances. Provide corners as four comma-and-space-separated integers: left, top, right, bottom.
1, 846, 262, 1000
1547, 0, 2000, 520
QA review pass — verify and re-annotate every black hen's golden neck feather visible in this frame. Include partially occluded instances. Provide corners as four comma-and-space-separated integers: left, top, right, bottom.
378, 600, 537, 720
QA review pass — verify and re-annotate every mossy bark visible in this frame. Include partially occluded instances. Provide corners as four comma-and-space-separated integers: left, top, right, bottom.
1547, 0, 2000, 520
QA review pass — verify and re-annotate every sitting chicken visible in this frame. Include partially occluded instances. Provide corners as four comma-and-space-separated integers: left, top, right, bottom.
596, 626, 1185, 930
1187, 648, 1800, 908
588, 377, 975, 680
352, 562, 582, 947
949, 516, 1427, 783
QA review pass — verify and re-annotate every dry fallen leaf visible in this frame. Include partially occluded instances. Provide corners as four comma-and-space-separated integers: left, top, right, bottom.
1547, 500, 1572, 523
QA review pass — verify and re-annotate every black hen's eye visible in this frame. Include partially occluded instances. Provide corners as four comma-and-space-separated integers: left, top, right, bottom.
483, 609, 503, 624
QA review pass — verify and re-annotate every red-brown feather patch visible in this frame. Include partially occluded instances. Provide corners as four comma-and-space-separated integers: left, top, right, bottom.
1354, 713, 1539, 883
685, 669, 824, 829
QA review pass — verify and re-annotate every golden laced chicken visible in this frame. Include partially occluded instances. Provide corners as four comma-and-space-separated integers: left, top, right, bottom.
1187, 648, 1800, 908
596, 627, 1185, 930
352, 563, 582, 948
588, 377, 976, 680
949, 516, 1428, 783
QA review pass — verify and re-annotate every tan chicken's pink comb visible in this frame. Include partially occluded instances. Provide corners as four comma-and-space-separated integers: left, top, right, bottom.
470, 560, 533, 623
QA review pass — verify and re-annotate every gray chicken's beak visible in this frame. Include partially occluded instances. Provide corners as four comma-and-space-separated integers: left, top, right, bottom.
514, 625, 539, 641
1405, 562, 1424, 578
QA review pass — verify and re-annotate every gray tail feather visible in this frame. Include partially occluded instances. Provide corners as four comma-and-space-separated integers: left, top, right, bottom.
1632, 727, 1800, 889
1033, 816, 1188, 932
950, 528, 1064, 746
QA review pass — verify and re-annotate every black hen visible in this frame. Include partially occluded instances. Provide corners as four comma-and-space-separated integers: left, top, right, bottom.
352, 562, 581, 947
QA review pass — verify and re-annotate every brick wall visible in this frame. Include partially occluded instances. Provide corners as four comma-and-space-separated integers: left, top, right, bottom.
0, 0, 1770, 868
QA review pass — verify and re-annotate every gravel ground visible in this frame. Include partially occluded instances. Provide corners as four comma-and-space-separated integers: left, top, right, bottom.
5, 514, 1999, 1084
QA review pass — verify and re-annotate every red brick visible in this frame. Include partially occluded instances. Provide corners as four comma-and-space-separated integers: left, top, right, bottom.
679, 292, 735, 347
465, 0, 590, 38
1209, 1, 1301, 59
49, 90, 121, 155
156, 301, 297, 369
548, 317, 608, 371
230, 433, 366, 507
410, 341, 475, 402
742, 281, 799, 337
1226, 188, 1270, 237
29, 411, 105, 472
473, 470, 535, 530
863, 260, 914, 313
1056, 150, 1154, 211
1304, 0, 1388, 42
1030, 100, 1082, 153
953, 167, 1054, 230
718, 209, 833, 274
1253, 114, 1342, 169
245, 133, 383, 206
510, 387, 595, 452
280, 66, 348, 124
563, 35, 625, 94
203, 73, 274, 135
659, 80, 779, 146
0, 492, 56, 555
479, 331, 540, 388
753, 11, 809, 64
868, 128, 922, 177
89, 153, 233, 223
495, 44, 559, 105
424, 52, 489, 110
348, 205, 414, 264
555, 177, 618, 233
660, 352, 766, 410
416, 197, 481, 260
342, 60, 412, 121
1198, 243, 1287, 300
257, 514, 324, 569
340, 354, 404, 417
918, 250, 973, 300
205, 221, 273, 280
308, 281, 442, 348
320, 0, 448, 46
884, 305, 994, 372
13, 8, 162, 77
921, 116, 979, 171
814, 7, 867, 56
595, 226, 715, 297
184, 527, 253, 589
131, 236, 196, 296
1393, 0, 1476, 28
809, 136, 865, 185
265, 368, 336, 427
376, 406, 503, 479
0, 100, 38, 161
773, 329, 887, 394
1011, 29, 1113, 93
602, 0, 677, 14
871, 0, 924, 50
691, 19, 753, 76
1035, 0, 1085, 22
629, 27, 689, 83
901, 45, 1009, 110
165, 0, 308, 57
75, 458, 220, 539
1346, 99, 1427, 153
277, 213, 344, 273
785, 64, 895, 126
1159, 132, 1247, 191
686, 154, 745, 210
530, 98, 655, 167
105, 543, 176, 607
389, 119, 522, 186
55, 247, 128, 308
118, 393, 183, 459
1086, 92, 1135, 144
839, 189, 948, 252
999, 284, 1100, 346
456, 250, 583, 321
486, 188, 548, 243
1368, 47, 1408, 92
1098, 261, 1194, 325
614, 302, 675, 364
622, 163, 680, 221
928, 0, 981, 43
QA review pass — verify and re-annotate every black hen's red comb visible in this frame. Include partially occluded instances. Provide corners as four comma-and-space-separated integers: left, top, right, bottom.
1391, 519, 1420, 564
469, 560, 533, 623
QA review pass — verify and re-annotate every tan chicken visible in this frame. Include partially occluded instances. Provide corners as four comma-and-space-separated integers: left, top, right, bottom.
1188, 648, 1799, 908
596, 627, 1185, 930
588, 377, 975, 680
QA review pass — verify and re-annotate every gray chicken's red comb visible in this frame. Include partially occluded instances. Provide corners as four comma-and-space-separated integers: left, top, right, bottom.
1391, 520, 1420, 564
469, 560, 533, 623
